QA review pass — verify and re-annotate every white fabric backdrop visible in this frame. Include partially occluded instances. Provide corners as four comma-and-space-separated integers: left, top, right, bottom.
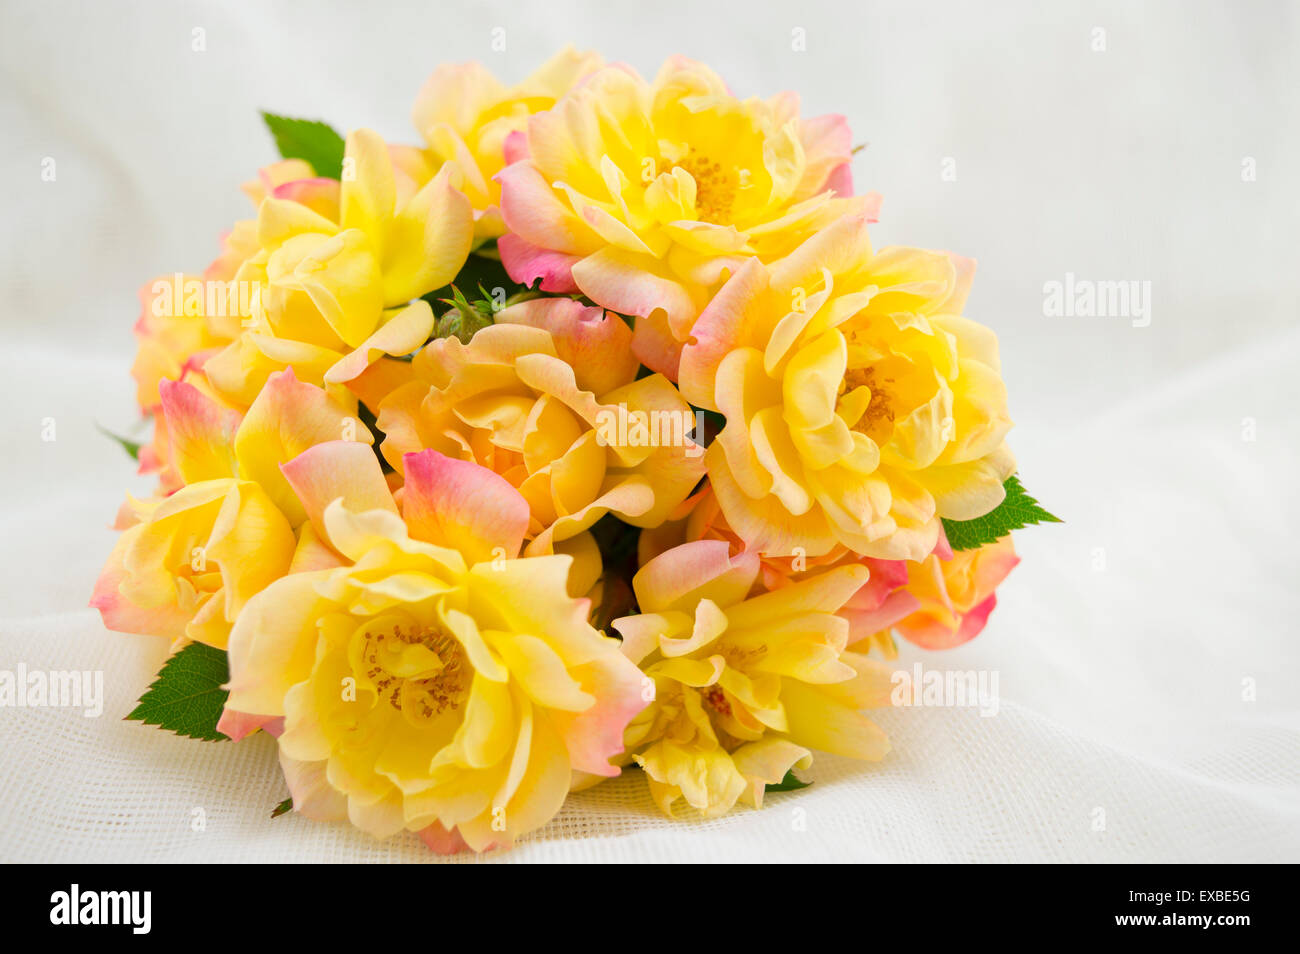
1, 0, 1297, 863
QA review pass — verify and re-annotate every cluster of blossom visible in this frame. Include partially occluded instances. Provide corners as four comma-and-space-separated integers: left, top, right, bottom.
93, 50, 1030, 853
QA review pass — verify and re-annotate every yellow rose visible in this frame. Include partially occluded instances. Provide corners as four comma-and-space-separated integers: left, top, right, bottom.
202, 129, 473, 408
223, 445, 648, 851
91, 370, 369, 647
495, 56, 872, 378
377, 297, 705, 560
678, 213, 1015, 562
870, 534, 1020, 652
615, 540, 894, 817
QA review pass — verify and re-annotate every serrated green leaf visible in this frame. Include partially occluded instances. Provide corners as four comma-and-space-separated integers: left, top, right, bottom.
260, 112, 345, 179
96, 423, 141, 461
126, 642, 230, 741
941, 475, 1060, 551
271, 797, 293, 818
766, 769, 812, 793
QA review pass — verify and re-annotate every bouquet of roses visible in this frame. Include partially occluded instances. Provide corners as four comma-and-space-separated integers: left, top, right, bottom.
91, 49, 1057, 853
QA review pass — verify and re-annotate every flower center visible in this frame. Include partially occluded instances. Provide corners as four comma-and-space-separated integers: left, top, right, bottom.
702, 685, 732, 717
673, 147, 739, 224
362, 624, 467, 718
841, 366, 896, 444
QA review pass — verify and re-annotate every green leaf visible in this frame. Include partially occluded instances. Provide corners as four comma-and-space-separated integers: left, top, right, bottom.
260, 112, 345, 179
97, 423, 141, 461
766, 769, 812, 793
271, 797, 293, 818
941, 475, 1061, 551
126, 642, 231, 741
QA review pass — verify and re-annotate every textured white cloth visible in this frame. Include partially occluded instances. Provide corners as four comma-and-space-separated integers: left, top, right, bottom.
1, 0, 1297, 862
